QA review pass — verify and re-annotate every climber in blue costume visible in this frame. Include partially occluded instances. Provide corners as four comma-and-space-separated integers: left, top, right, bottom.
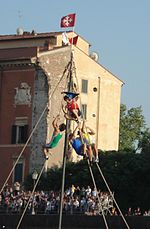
69, 123, 93, 163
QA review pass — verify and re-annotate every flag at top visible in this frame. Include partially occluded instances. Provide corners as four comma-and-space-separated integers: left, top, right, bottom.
60, 13, 76, 27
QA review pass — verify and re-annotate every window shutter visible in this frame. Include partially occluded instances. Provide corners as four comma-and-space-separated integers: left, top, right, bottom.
11, 125, 17, 144
14, 163, 23, 183
22, 125, 28, 143
81, 80, 88, 93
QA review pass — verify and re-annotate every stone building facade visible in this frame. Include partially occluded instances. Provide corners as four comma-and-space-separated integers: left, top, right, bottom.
0, 31, 123, 187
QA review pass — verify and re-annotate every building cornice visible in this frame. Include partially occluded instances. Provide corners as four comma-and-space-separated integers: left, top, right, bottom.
0, 60, 35, 70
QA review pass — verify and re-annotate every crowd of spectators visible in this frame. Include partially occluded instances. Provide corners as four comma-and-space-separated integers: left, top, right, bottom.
0, 183, 113, 215
1, 183, 149, 216
126, 207, 150, 217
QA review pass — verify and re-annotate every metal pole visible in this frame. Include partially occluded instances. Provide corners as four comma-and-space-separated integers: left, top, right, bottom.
31, 179, 35, 215
58, 52, 73, 229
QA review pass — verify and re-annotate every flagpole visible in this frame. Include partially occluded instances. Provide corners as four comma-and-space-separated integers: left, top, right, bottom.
71, 26, 75, 47
71, 13, 76, 47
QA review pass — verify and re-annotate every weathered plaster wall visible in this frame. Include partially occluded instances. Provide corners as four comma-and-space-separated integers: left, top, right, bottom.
37, 46, 72, 169
30, 68, 48, 172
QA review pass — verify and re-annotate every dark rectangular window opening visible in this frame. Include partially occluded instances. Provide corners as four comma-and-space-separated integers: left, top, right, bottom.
81, 79, 88, 94
14, 163, 23, 183
11, 125, 28, 144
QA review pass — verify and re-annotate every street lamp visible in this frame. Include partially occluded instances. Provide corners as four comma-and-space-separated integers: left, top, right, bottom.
32, 170, 38, 186
31, 170, 38, 215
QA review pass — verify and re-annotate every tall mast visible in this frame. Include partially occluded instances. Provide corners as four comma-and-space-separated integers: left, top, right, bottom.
58, 51, 73, 229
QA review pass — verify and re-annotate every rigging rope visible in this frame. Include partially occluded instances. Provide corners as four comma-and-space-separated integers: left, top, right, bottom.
0, 60, 71, 195
16, 159, 47, 229
82, 121, 131, 228
87, 159, 109, 229
96, 163, 131, 229
58, 65, 72, 117
71, 53, 86, 122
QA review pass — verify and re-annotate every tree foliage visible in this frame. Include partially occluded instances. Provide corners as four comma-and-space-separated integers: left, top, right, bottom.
138, 128, 150, 153
24, 151, 150, 213
119, 104, 146, 151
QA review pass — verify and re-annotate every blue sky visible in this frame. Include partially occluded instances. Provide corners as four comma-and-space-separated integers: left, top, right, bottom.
1, 0, 150, 126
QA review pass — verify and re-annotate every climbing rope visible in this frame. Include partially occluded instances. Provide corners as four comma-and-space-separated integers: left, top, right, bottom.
96, 163, 131, 229
87, 159, 109, 229
58, 64, 72, 117
16, 159, 48, 229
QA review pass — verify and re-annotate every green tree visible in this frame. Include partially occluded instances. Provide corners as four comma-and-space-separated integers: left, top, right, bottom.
119, 104, 146, 151
138, 128, 150, 153
24, 150, 150, 212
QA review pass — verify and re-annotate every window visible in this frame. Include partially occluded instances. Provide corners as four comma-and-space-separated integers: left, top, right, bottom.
14, 162, 23, 183
12, 157, 24, 183
81, 104, 87, 120
11, 118, 28, 144
81, 79, 88, 93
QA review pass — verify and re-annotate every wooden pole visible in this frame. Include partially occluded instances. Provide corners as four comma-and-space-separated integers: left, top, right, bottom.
58, 53, 73, 229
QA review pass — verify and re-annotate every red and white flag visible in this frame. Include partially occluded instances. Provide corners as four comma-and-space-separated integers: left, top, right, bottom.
60, 14, 76, 28
69, 36, 78, 45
